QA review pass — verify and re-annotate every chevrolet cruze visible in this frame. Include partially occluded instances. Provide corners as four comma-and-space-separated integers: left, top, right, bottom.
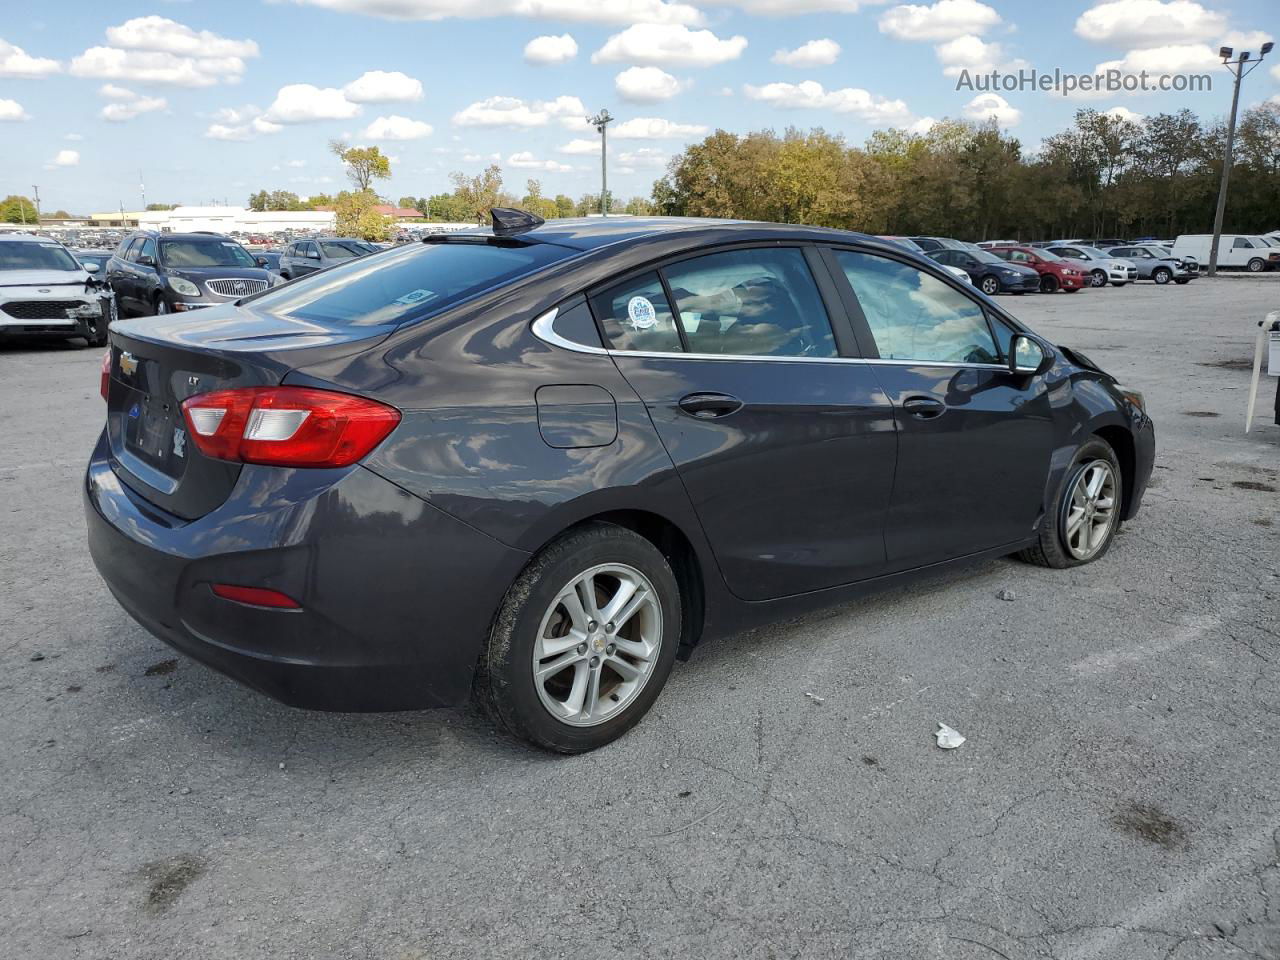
86, 211, 1155, 752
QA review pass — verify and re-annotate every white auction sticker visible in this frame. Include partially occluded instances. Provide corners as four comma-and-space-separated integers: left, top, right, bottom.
627, 296, 657, 330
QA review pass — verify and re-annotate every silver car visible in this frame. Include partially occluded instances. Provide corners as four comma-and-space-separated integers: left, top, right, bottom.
1047, 245, 1137, 287
1104, 244, 1195, 285
278, 237, 378, 280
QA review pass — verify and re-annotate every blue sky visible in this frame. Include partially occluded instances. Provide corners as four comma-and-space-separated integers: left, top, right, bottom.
2, 0, 1277, 214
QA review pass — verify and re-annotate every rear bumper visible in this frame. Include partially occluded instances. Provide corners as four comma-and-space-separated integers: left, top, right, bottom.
84, 431, 530, 710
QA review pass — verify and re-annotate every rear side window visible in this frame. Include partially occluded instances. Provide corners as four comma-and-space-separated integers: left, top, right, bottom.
835, 250, 1000, 365
592, 272, 684, 353
663, 248, 836, 358
247, 240, 572, 328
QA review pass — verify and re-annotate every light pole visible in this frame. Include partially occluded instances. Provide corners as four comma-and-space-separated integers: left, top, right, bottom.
587, 109, 613, 217
1207, 41, 1273, 277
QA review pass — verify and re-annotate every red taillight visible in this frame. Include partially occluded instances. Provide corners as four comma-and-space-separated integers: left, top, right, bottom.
181, 386, 401, 468
211, 583, 301, 609
100, 349, 111, 401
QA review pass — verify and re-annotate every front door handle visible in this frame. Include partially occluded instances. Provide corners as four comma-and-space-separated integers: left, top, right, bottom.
678, 392, 743, 419
903, 396, 946, 419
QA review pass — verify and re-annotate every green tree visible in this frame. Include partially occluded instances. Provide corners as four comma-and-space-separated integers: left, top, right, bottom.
0, 195, 38, 223
333, 190, 394, 241
553, 194, 575, 218
330, 140, 392, 192
145, 203, 177, 211
520, 179, 559, 219
448, 164, 504, 224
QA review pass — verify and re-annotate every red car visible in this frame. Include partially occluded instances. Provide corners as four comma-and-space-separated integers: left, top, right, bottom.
988, 246, 1087, 293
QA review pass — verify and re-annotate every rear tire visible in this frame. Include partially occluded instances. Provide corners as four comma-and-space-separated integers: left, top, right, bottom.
1091, 270, 1107, 288
1110, 281, 1126, 287
1017, 437, 1122, 569
1247, 258, 1264, 273
477, 523, 681, 753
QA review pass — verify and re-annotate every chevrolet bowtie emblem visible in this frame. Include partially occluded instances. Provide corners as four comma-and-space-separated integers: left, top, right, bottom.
119, 352, 139, 376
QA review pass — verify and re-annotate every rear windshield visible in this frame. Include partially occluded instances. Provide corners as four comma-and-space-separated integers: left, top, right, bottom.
0, 241, 82, 272
160, 238, 257, 268
244, 240, 573, 327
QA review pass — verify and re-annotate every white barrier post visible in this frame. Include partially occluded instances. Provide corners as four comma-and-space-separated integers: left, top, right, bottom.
1245, 310, 1280, 433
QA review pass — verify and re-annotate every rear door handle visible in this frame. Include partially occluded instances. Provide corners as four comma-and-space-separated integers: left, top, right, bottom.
678, 392, 743, 419
902, 396, 946, 419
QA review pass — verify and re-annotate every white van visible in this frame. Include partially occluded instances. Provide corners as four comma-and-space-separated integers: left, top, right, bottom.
1172, 234, 1280, 272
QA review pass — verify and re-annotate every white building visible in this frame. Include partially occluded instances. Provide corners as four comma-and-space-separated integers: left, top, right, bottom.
136, 205, 336, 234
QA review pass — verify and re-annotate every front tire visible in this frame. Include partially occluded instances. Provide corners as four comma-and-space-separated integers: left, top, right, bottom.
980, 275, 1001, 296
477, 523, 681, 753
1153, 267, 1172, 285
1039, 275, 1059, 294
1017, 438, 1122, 569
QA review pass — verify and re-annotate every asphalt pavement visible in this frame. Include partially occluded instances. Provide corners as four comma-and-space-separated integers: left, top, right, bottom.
2, 277, 1278, 960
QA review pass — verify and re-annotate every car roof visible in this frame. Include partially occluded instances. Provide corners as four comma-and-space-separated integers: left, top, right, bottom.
460, 216, 884, 253
0, 234, 65, 244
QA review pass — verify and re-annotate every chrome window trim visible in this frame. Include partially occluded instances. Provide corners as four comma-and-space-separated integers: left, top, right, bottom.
531, 307, 1007, 370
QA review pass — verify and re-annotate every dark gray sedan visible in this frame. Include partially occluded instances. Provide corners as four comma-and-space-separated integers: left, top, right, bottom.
86, 212, 1155, 752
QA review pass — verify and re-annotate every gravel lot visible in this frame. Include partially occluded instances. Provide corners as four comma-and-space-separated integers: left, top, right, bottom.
3, 278, 1278, 960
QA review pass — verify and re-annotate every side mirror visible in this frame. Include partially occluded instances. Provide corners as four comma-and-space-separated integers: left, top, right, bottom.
138, 254, 155, 267
83, 262, 100, 274
1009, 333, 1050, 376
307, 250, 320, 260
256, 257, 267, 267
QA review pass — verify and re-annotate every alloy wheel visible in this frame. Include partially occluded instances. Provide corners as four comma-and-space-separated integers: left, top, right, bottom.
1091, 271, 1106, 287
532, 563, 662, 727
980, 276, 1000, 295
1063, 460, 1117, 561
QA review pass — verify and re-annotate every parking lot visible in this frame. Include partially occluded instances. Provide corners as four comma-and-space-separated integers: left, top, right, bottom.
2, 278, 1278, 960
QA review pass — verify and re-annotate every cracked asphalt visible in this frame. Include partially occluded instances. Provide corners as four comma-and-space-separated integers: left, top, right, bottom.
2, 277, 1279, 960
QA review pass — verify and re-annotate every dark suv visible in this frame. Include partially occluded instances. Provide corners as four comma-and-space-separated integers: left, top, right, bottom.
87, 211, 1154, 752
106, 231, 276, 316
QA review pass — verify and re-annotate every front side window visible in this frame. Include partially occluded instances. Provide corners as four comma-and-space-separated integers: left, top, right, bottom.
1233, 237, 1252, 249
592, 272, 683, 353
139, 238, 157, 264
835, 250, 999, 365
159, 238, 255, 268
663, 248, 837, 358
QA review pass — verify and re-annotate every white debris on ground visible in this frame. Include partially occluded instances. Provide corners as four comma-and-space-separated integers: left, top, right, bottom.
935, 723, 966, 750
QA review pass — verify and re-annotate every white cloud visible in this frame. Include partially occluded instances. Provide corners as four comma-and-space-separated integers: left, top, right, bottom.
1103, 105, 1145, 123
524, 33, 578, 64
99, 83, 136, 100
70, 17, 257, 86
1073, 0, 1226, 49
612, 116, 709, 138
98, 87, 167, 122
617, 147, 668, 167
453, 94, 584, 127
615, 66, 684, 103
508, 151, 573, 171
64, 133, 84, 141
962, 92, 1020, 126
105, 16, 258, 57
934, 34, 1026, 76
343, 70, 424, 103
879, 0, 1001, 41
70, 47, 248, 86
559, 138, 600, 154
1079, 42, 1222, 97
204, 104, 283, 139
272, 0, 703, 26
908, 116, 937, 134
0, 37, 60, 77
363, 114, 434, 139
0, 98, 29, 121
286, 159, 307, 167
1272, 63, 1280, 83
771, 38, 841, 67
560, 115, 594, 131
47, 149, 80, 168
705, 0, 870, 9
1217, 31, 1274, 52
743, 80, 913, 125
592, 24, 747, 67
265, 83, 362, 122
